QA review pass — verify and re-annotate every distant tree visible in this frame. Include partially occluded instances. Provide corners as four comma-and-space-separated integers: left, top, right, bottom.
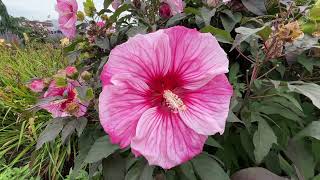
0, 0, 20, 34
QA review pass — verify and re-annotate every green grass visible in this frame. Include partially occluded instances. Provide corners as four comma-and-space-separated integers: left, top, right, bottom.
0, 42, 75, 179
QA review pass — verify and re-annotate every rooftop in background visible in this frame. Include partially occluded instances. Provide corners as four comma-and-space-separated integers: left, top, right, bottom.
2, 0, 103, 21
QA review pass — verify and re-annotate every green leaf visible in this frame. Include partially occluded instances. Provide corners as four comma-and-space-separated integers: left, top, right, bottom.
125, 159, 154, 180
138, 163, 154, 180
71, 128, 101, 178
191, 154, 230, 180
83, 0, 96, 17
297, 54, 314, 73
36, 118, 67, 149
199, 7, 216, 26
255, 102, 303, 122
201, 25, 234, 44
127, 24, 148, 38
220, 10, 242, 32
75, 86, 94, 102
205, 137, 223, 149
309, 0, 320, 21
288, 81, 320, 109
278, 154, 297, 179
61, 119, 77, 144
179, 162, 197, 180
241, 0, 266, 15
314, 174, 320, 180
102, 153, 126, 180
264, 97, 305, 117
277, 93, 303, 112
103, 0, 113, 9
227, 111, 244, 124
165, 170, 177, 180
85, 136, 119, 163
184, 7, 200, 15
95, 37, 110, 50
231, 26, 268, 50
110, 4, 129, 22
166, 13, 187, 27
74, 117, 87, 137
253, 118, 277, 164
285, 140, 315, 180
231, 167, 286, 180
264, 151, 281, 175
294, 121, 320, 141
240, 130, 255, 161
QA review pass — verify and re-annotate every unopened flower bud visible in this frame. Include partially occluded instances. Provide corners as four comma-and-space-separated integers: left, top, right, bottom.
65, 66, 79, 79
81, 71, 92, 81
133, 0, 141, 9
159, 3, 171, 19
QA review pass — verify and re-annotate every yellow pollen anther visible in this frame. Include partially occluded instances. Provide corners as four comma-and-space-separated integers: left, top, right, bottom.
163, 90, 186, 113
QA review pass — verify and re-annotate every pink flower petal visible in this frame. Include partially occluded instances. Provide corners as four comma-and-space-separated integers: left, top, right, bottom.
112, 0, 121, 10
99, 75, 151, 148
179, 74, 233, 135
165, 26, 229, 90
40, 100, 69, 118
56, 0, 77, 39
161, 0, 184, 15
100, 30, 171, 86
131, 107, 207, 169
27, 79, 45, 93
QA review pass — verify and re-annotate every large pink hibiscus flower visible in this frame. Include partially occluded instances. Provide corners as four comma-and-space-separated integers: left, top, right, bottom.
99, 26, 233, 169
40, 80, 88, 118
56, 0, 78, 39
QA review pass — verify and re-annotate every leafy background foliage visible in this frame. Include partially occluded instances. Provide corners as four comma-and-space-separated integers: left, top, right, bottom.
1, 0, 320, 179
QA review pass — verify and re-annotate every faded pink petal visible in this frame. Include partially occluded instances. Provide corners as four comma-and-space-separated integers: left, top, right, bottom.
40, 80, 88, 118
27, 79, 45, 93
131, 107, 207, 169
161, 0, 184, 15
56, 0, 78, 39
99, 75, 151, 148
179, 74, 233, 135
99, 26, 232, 169
112, 0, 122, 10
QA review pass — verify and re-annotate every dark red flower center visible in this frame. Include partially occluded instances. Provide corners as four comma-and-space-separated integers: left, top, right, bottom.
61, 89, 76, 110
147, 73, 186, 112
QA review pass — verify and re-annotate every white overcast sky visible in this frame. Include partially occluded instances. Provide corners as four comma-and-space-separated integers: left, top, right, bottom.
3, 0, 104, 21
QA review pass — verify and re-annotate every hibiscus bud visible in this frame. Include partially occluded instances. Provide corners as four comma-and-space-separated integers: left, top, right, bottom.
27, 79, 45, 93
132, 0, 141, 9
65, 66, 79, 79
159, 3, 171, 19
81, 71, 92, 81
